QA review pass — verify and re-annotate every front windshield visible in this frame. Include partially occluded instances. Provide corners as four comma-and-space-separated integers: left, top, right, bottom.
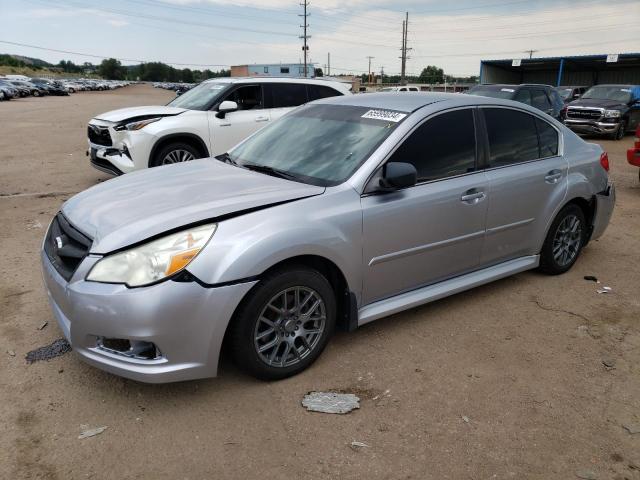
167, 81, 230, 110
582, 86, 632, 103
467, 85, 515, 99
557, 88, 572, 100
226, 104, 406, 187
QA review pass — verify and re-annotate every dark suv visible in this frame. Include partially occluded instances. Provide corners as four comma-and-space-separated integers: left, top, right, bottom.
556, 86, 587, 104
466, 84, 564, 119
563, 84, 640, 140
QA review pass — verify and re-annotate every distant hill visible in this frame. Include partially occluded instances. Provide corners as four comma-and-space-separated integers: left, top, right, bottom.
8, 54, 53, 67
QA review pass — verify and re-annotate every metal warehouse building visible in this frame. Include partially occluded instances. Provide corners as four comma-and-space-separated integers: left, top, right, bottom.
479, 53, 640, 86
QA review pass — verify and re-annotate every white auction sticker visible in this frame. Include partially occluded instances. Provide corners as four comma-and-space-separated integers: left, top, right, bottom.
361, 109, 407, 122
501, 88, 515, 92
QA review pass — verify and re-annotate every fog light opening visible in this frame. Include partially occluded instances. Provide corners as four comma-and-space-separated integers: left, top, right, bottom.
97, 337, 162, 360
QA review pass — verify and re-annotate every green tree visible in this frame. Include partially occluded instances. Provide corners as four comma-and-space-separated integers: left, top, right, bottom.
314, 67, 323, 77
181, 68, 194, 83
419, 65, 444, 84
98, 58, 124, 80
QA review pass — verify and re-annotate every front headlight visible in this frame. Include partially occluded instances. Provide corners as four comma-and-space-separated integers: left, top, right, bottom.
87, 224, 217, 287
604, 110, 621, 118
114, 117, 162, 131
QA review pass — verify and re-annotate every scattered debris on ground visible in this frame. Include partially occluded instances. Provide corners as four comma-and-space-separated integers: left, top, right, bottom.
596, 286, 612, 294
583, 275, 599, 283
37, 321, 48, 330
622, 423, 640, 435
462, 415, 470, 423
7, 349, 16, 357
78, 426, 107, 439
602, 358, 616, 370
25, 338, 72, 363
350, 441, 369, 450
575, 470, 597, 480
26, 220, 43, 230
302, 392, 360, 414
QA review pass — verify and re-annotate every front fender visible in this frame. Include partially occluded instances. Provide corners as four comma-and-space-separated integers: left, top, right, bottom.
187, 188, 363, 297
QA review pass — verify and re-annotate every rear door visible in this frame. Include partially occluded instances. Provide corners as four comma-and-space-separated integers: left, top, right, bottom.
530, 88, 555, 117
265, 83, 309, 122
361, 108, 488, 304
207, 84, 268, 154
479, 107, 567, 266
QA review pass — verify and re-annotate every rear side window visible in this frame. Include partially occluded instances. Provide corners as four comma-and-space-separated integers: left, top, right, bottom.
388, 109, 476, 182
536, 118, 559, 157
514, 89, 532, 105
483, 108, 539, 167
531, 89, 552, 111
307, 84, 342, 101
269, 83, 308, 108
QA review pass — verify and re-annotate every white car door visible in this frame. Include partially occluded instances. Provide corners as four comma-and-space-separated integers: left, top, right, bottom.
207, 84, 269, 155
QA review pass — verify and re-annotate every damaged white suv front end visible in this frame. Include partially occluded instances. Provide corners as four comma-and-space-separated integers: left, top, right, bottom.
87, 106, 188, 175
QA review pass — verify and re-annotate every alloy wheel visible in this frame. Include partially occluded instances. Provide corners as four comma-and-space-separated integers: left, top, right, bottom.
253, 286, 326, 368
552, 214, 582, 266
161, 149, 196, 165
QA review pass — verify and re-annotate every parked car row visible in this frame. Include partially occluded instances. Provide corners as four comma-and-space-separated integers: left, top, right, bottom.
0, 76, 132, 100
466, 82, 640, 141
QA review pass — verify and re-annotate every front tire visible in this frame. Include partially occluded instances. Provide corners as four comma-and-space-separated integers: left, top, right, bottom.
612, 120, 626, 141
230, 266, 336, 380
539, 204, 586, 275
150, 142, 200, 167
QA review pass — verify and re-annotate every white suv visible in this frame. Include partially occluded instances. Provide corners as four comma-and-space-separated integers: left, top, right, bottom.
87, 77, 351, 175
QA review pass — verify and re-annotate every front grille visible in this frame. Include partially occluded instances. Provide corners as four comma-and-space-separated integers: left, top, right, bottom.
566, 107, 603, 121
87, 124, 112, 146
44, 213, 92, 281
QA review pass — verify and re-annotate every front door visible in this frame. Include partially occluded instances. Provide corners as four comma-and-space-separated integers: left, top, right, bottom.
361, 108, 488, 305
207, 84, 269, 155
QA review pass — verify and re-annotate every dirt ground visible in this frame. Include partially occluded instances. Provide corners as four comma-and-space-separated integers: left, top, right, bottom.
1, 84, 639, 480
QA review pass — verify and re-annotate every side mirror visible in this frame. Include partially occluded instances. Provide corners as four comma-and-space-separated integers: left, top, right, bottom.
378, 162, 417, 191
216, 100, 238, 119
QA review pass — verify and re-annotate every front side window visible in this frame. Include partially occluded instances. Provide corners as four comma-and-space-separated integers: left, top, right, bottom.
269, 83, 308, 108
222, 85, 262, 110
168, 81, 230, 110
226, 104, 405, 186
388, 109, 476, 182
483, 108, 539, 167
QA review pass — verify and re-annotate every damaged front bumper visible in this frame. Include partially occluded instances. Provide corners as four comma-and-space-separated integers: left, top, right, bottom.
564, 119, 620, 135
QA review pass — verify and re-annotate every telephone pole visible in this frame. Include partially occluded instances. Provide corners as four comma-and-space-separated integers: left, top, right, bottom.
366, 56, 374, 84
299, 1, 310, 77
327, 52, 330, 76
524, 49, 538, 59
400, 12, 411, 85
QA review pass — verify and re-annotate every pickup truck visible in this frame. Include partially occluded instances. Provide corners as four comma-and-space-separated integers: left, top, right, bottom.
563, 84, 640, 140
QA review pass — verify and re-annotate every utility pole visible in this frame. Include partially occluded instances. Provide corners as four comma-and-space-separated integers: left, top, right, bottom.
524, 49, 538, 59
366, 56, 374, 84
299, 1, 310, 77
400, 12, 410, 85
327, 52, 330, 76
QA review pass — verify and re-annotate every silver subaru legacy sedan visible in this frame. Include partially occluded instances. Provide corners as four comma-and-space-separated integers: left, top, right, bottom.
41, 93, 615, 383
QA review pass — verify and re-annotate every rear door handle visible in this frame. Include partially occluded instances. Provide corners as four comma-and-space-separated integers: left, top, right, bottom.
545, 169, 563, 184
461, 189, 486, 204
255, 115, 269, 122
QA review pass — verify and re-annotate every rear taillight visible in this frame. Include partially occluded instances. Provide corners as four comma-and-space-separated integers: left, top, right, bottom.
600, 152, 610, 172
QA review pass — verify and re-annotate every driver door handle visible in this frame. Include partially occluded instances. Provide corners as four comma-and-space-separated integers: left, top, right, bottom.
461, 189, 486, 204
255, 115, 269, 122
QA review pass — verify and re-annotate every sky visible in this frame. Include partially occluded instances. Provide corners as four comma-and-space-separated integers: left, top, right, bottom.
0, 0, 638, 77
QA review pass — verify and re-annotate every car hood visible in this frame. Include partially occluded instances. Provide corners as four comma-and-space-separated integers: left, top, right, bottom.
62, 160, 325, 254
568, 98, 627, 110
93, 105, 187, 123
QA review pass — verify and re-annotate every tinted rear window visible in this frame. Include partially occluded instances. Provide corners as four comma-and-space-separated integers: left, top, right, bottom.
536, 118, 559, 157
307, 84, 342, 101
483, 108, 539, 167
270, 83, 308, 108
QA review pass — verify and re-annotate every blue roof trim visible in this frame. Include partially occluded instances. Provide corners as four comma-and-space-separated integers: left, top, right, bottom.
483, 53, 640, 63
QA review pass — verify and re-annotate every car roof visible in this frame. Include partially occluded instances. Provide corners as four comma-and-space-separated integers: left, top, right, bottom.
202, 76, 347, 86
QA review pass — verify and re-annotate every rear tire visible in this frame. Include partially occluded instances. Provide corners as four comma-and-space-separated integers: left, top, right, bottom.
150, 142, 201, 167
539, 204, 586, 275
229, 266, 336, 380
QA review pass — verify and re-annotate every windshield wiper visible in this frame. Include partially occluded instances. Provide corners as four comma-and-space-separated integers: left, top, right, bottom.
215, 152, 238, 166
242, 163, 301, 181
